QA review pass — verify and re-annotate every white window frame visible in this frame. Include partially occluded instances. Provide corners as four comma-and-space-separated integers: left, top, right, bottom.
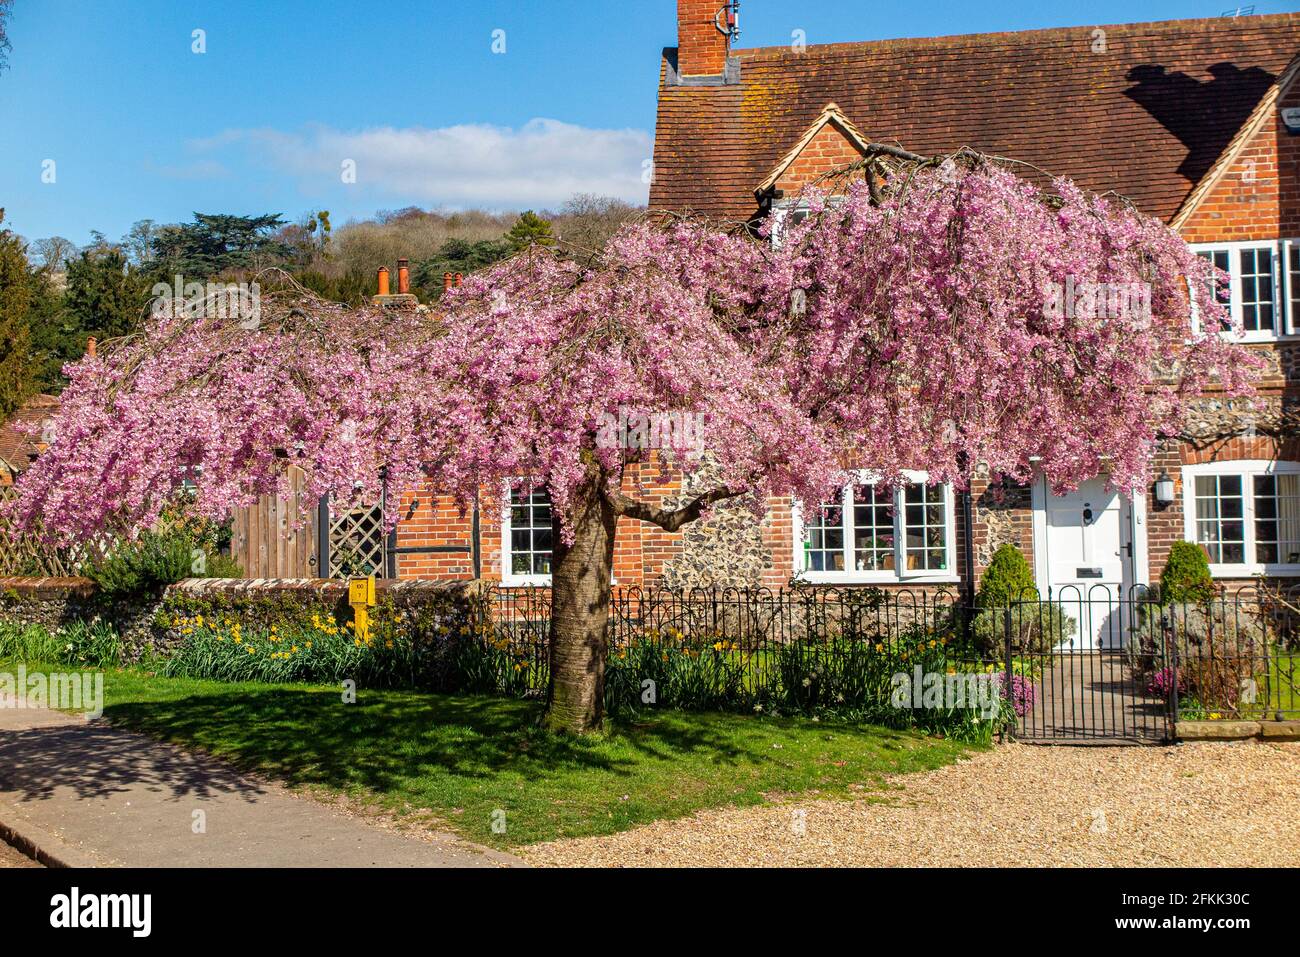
1188, 239, 1290, 341
1181, 460, 1300, 577
501, 483, 552, 587
792, 470, 958, 584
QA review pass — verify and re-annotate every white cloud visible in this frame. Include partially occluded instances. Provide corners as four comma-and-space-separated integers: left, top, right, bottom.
192, 119, 653, 209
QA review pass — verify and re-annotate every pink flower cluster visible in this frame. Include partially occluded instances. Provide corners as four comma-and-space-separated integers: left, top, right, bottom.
8, 162, 1260, 547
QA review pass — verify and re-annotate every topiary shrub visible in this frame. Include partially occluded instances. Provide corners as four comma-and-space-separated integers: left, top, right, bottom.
1159, 541, 1215, 605
977, 544, 1039, 608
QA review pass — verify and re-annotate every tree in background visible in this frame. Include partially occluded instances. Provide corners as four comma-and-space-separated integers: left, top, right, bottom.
505, 210, 556, 253
53, 244, 151, 366
0, 0, 13, 71
0, 212, 37, 415
553, 194, 640, 258
11, 152, 1261, 734
30, 236, 77, 272
121, 220, 159, 268
151, 213, 290, 277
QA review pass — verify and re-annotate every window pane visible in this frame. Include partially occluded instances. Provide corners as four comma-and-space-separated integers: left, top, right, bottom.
1238, 247, 1275, 333
1290, 246, 1300, 332
903, 483, 947, 571
851, 484, 893, 571
508, 487, 553, 577
1192, 474, 1245, 565
1196, 249, 1232, 328
1257, 473, 1300, 566
806, 499, 844, 571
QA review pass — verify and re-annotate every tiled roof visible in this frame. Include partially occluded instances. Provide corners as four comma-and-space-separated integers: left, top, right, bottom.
0, 395, 59, 476
650, 14, 1300, 224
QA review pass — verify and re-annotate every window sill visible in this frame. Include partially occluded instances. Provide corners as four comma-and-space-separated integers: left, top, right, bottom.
500, 576, 552, 588
1208, 564, 1300, 578
794, 572, 960, 586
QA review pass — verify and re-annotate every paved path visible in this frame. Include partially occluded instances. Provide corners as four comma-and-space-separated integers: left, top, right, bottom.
0, 700, 520, 868
1023, 652, 1166, 741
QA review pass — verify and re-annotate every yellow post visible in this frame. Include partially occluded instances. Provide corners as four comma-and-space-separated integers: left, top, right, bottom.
348, 575, 377, 640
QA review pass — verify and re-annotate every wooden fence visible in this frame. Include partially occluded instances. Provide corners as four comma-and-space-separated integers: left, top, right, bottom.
230, 466, 323, 578
1, 467, 386, 581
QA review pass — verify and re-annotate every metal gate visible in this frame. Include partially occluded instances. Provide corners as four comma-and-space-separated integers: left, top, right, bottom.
1003, 589, 1298, 743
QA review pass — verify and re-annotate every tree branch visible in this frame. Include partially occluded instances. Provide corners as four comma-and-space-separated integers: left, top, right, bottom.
605, 486, 743, 532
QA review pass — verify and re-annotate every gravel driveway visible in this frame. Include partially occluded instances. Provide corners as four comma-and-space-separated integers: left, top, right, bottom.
0, 842, 39, 868
523, 742, 1299, 867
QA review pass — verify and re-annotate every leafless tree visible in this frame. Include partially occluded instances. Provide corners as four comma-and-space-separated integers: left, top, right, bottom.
31, 236, 76, 272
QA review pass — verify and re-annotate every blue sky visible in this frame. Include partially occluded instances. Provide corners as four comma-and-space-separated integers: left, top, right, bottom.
1, 0, 1296, 246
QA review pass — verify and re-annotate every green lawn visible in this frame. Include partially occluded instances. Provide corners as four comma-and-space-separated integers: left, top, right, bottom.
3, 659, 976, 847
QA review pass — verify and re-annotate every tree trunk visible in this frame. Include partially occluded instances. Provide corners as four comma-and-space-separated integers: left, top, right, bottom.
541, 475, 618, 734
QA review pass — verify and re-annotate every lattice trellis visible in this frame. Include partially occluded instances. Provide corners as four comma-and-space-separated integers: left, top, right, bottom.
0, 484, 106, 576
327, 502, 389, 578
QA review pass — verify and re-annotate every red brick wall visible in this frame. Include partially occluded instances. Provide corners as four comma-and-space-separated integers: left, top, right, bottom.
392, 489, 475, 581
774, 122, 865, 193
1180, 79, 1300, 242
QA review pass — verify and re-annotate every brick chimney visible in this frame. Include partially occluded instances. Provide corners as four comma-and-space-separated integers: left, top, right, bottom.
677, 0, 735, 78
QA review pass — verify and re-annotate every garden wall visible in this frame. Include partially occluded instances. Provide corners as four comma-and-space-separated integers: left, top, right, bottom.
0, 576, 486, 662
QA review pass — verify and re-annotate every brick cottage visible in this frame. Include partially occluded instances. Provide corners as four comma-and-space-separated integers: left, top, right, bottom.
385, 8, 1300, 641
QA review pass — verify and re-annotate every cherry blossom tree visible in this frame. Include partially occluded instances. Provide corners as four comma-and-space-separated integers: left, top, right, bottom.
9, 152, 1259, 734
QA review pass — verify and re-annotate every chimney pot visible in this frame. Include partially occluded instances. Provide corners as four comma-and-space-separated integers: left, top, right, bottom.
86, 337, 97, 358
397, 258, 411, 295
455, 273, 464, 287
377, 266, 390, 297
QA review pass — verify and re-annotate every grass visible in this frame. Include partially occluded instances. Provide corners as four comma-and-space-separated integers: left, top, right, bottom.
1, 658, 976, 848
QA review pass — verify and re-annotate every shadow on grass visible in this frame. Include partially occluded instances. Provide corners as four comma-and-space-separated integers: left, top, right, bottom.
97, 687, 854, 803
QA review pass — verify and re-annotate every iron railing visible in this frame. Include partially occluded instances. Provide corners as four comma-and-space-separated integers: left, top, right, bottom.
482, 585, 1299, 740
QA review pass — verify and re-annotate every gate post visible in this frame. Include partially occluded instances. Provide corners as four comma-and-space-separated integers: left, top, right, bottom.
1163, 613, 1179, 743
1003, 606, 1015, 742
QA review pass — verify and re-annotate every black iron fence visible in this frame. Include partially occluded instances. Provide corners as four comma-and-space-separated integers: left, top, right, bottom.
481, 585, 1299, 742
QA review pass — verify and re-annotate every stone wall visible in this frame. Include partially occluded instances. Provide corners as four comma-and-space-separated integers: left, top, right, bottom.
0, 576, 485, 662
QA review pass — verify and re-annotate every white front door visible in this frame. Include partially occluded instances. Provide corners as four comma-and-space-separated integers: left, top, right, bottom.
1038, 476, 1137, 649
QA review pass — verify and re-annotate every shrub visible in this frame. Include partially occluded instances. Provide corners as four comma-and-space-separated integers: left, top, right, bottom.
86, 528, 241, 603
977, 545, 1038, 608
1159, 541, 1215, 605
970, 603, 1076, 656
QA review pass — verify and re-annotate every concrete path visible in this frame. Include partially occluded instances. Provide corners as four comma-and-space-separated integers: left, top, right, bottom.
0, 700, 521, 868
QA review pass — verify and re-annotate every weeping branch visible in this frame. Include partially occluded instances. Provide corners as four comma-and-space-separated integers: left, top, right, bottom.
605, 486, 744, 532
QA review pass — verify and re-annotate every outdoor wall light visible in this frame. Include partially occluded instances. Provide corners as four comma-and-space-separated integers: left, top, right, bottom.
1154, 471, 1176, 506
